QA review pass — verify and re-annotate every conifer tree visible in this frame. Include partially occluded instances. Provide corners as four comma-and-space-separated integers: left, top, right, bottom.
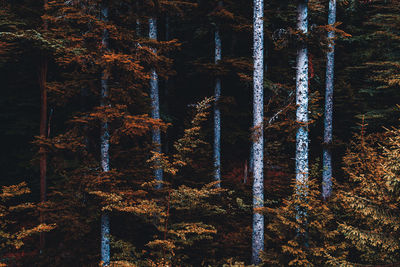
2, 0, 400, 265
264, 176, 346, 266
213, 1, 222, 188
34, 0, 174, 264
0, 183, 54, 265
100, 0, 110, 265
295, 0, 309, 190
252, 0, 264, 264
322, 0, 336, 200
38, 0, 48, 250
149, 17, 163, 189
336, 124, 400, 265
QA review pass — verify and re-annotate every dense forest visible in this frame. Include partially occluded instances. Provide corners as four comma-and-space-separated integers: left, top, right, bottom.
0, 0, 399, 266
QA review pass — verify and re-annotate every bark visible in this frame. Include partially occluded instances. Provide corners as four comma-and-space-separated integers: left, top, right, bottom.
322, 0, 336, 200
295, 0, 309, 239
100, 212, 110, 266
214, 2, 222, 187
39, 55, 47, 251
251, 0, 264, 264
295, 0, 309, 186
163, 15, 170, 154
38, 61, 48, 252
100, 2, 110, 265
39, 0, 48, 251
149, 18, 163, 189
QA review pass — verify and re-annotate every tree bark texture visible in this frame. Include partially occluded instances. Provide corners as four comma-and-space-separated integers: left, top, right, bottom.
149, 18, 163, 189
214, 4, 222, 187
295, 0, 309, 186
100, 2, 110, 265
322, 0, 336, 200
251, 0, 264, 264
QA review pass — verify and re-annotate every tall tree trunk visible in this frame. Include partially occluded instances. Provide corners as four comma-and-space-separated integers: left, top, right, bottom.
251, 0, 264, 264
214, 1, 222, 187
295, 0, 309, 185
100, 2, 110, 265
149, 18, 163, 189
39, 55, 47, 251
295, 0, 309, 232
322, 0, 336, 200
39, 0, 48, 251
163, 15, 170, 155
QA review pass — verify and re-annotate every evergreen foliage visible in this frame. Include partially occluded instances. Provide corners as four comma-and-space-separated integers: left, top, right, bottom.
0, 0, 399, 265
335, 123, 400, 265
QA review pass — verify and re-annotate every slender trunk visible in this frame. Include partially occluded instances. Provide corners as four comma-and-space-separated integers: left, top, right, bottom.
295, 0, 309, 242
39, 0, 48, 251
251, 0, 264, 264
39, 56, 47, 251
295, 0, 309, 186
322, 0, 336, 200
100, 2, 110, 265
164, 15, 170, 155
149, 18, 163, 189
214, 3, 222, 187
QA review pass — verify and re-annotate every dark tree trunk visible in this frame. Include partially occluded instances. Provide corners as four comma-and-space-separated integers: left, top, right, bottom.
38, 0, 48, 251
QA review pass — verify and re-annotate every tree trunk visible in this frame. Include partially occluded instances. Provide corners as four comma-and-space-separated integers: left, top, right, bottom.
295, 0, 309, 240
39, 55, 47, 251
322, 0, 336, 200
100, 2, 110, 266
251, 0, 264, 264
295, 0, 309, 186
149, 18, 163, 189
39, 0, 48, 251
214, 2, 222, 187
163, 15, 170, 155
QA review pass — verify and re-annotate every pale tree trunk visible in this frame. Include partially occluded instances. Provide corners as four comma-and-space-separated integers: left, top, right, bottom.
214, 1, 222, 187
39, 0, 48, 251
251, 0, 264, 264
295, 0, 309, 186
100, 2, 110, 265
322, 0, 336, 200
295, 0, 309, 238
149, 18, 163, 189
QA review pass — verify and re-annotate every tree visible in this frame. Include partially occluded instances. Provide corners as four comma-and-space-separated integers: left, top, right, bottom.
100, 0, 111, 265
149, 17, 163, 189
335, 124, 400, 265
213, 1, 222, 188
251, 0, 264, 264
264, 177, 346, 266
322, 0, 336, 200
0, 183, 54, 265
38, 0, 49, 250
295, 0, 309, 192
35, 0, 176, 264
